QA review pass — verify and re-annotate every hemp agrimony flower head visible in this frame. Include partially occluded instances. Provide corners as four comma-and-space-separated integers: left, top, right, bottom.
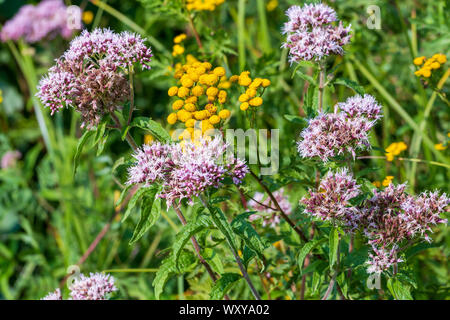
1, 0, 80, 43
335, 94, 383, 121
297, 112, 376, 161
41, 288, 62, 300
366, 245, 404, 274
127, 137, 248, 207
282, 3, 352, 62
301, 168, 361, 230
69, 272, 117, 300
37, 28, 153, 129
41, 272, 117, 300
248, 189, 292, 228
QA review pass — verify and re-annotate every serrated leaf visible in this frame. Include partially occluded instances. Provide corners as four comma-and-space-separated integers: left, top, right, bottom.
131, 117, 171, 143
298, 238, 326, 273
210, 273, 241, 300
202, 248, 224, 274
129, 188, 161, 244
206, 204, 237, 251
96, 132, 108, 156
153, 257, 176, 299
73, 130, 95, 176
173, 215, 212, 269
293, 69, 317, 85
387, 278, 413, 300
122, 186, 155, 223
329, 227, 339, 268
334, 78, 365, 95
231, 212, 268, 269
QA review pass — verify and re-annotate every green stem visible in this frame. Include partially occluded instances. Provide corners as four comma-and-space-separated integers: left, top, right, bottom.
237, 0, 246, 70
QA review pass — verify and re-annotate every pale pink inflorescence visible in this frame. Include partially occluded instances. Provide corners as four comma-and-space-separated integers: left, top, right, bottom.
41, 272, 117, 300
1, 150, 21, 169
282, 3, 351, 62
301, 173, 449, 274
301, 168, 361, 230
248, 188, 292, 228
1, 0, 80, 43
127, 137, 249, 207
41, 288, 62, 300
37, 28, 153, 129
297, 112, 376, 161
69, 272, 117, 300
335, 94, 383, 121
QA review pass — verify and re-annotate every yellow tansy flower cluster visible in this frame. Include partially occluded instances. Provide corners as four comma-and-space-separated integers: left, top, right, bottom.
373, 175, 394, 188
167, 56, 233, 140
232, 71, 271, 112
385, 142, 407, 162
413, 53, 447, 78
172, 34, 187, 57
186, 0, 225, 11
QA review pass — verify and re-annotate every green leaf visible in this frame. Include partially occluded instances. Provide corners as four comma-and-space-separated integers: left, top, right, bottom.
122, 186, 155, 223
115, 184, 133, 207
206, 204, 237, 251
387, 278, 413, 300
153, 257, 176, 299
96, 132, 109, 156
293, 68, 317, 85
202, 248, 224, 274
73, 130, 95, 176
172, 215, 212, 269
129, 187, 161, 244
298, 238, 326, 273
231, 212, 268, 268
333, 78, 365, 95
329, 227, 339, 268
131, 117, 171, 143
284, 114, 308, 125
210, 273, 241, 300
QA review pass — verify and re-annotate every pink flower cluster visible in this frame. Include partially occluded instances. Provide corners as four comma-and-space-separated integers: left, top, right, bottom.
282, 3, 351, 62
37, 29, 152, 129
298, 94, 382, 162
127, 138, 249, 207
301, 168, 361, 230
297, 112, 375, 161
335, 94, 383, 121
248, 188, 292, 228
1, 0, 80, 43
42, 273, 117, 300
301, 172, 449, 274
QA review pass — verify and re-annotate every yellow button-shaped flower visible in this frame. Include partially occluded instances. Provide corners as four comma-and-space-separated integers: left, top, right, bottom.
219, 109, 231, 119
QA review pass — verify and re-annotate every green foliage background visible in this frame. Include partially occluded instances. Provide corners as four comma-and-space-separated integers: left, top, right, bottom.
0, 0, 448, 300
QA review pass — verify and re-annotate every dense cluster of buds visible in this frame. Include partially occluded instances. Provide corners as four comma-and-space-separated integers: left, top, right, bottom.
302, 173, 449, 274
282, 3, 351, 62
1, 0, 80, 43
127, 137, 248, 207
37, 28, 152, 129
298, 94, 381, 162
42, 273, 117, 300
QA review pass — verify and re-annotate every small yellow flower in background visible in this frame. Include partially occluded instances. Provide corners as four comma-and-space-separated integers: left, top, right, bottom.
413, 56, 426, 66
372, 181, 381, 188
266, 0, 278, 11
172, 44, 185, 57
82, 11, 94, 25
382, 176, 394, 187
0, 89, 3, 104
385, 142, 407, 161
414, 53, 446, 79
186, 0, 225, 11
144, 134, 154, 145
173, 33, 187, 44
434, 143, 447, 151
